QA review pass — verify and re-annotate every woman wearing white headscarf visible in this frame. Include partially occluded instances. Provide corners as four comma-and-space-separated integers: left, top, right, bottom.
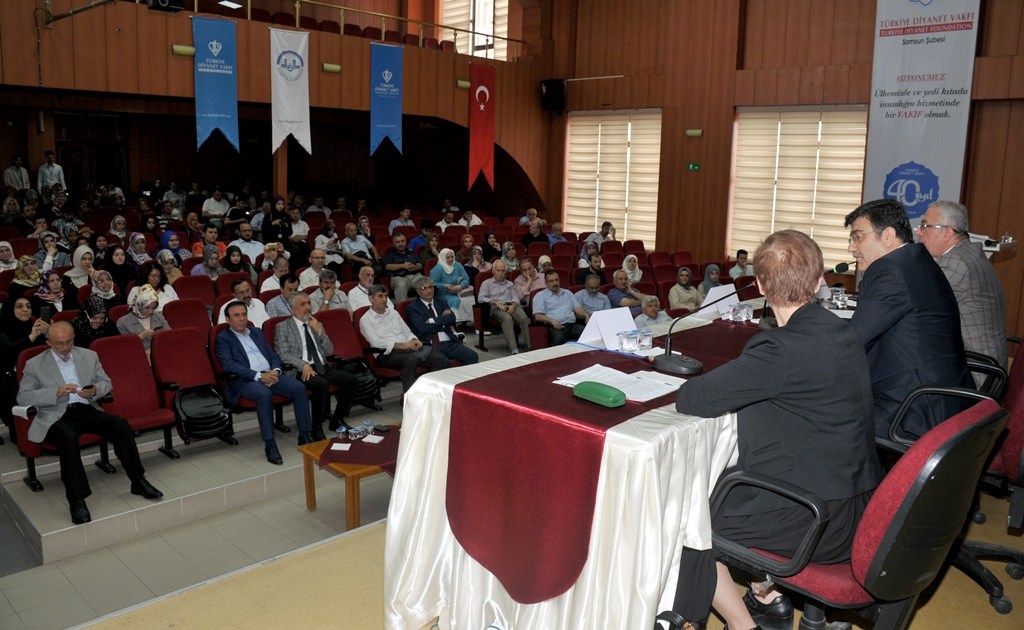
0, 241, 17, 271
62, 245, 95, 289
428, 247, 475, 324
116, 283, 169, 355
622, 254, 643, 284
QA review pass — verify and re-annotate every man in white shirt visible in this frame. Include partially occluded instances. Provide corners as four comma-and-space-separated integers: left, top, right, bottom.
261, 256, 291, 293
299, 248, 329, 290
634, 295, 671, 327
348, 265, 393, 313
229, 222, 264, 265
201, 188, 230, 228
289, 207, 310, 248
36, 150, 66, 203
218, 279, 270, 328
583, 221, 614, 248
341, 222, 379, 272
162, 181, 186, 211
305, 195, 330, 217
729, 249, 754, 280
358, 284, 447, 393
435, 209, 459, 233
518, 207, 539, 226
458, 208, 483, 229
388, 206, 415, 235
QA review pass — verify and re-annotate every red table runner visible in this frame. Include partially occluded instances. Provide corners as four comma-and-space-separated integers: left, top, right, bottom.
446, 350, 678, 604
318, 430, 401, 476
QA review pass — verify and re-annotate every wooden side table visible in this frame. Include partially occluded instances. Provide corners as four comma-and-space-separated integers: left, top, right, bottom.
297, 440, 387, 530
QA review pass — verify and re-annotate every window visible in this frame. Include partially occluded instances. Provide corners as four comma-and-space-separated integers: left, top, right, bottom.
563, 111, 663, 250
728, 108, 868, 267
440, 0, 508, 60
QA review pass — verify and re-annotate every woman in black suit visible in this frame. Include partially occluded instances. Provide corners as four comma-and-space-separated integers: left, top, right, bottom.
662, 230, 883, 630
0, 295, 48, 443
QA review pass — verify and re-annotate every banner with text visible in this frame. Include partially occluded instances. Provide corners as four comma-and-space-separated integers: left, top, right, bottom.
370, 43, 403, 155
863, 0, 979, 219
469, 63, 496, 190
193, 18, 239, 151
271, 29, 312, 155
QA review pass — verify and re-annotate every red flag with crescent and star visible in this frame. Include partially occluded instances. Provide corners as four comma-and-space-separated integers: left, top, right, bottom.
469, 63, 495, 190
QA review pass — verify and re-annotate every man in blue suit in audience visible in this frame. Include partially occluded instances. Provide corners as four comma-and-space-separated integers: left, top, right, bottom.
406, 276, 479, 366
216, 301, 314, 465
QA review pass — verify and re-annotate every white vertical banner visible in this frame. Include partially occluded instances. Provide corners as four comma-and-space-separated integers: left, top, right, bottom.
863, 0, 980, 220
271, 28, 312, 155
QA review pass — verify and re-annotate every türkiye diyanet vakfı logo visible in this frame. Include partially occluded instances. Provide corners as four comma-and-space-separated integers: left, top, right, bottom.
276, 50, 304, 81
374, 69, 399, 96
197, 39, 233, 75
883, 161, 939, 218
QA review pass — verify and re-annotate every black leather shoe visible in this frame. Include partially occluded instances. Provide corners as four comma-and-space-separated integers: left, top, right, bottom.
743, 589, 793, 630
130, 478, 164, 500
70, 499, 91, 525
310, 426, 327, 442
265, 441, 283, 465
297, 432, 313, 445
654, 611, 702, 630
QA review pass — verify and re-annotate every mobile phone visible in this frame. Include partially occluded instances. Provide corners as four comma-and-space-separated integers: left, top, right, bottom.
80, 384, 94, 390
39, 306, 53, 323
374, 424, 392, 433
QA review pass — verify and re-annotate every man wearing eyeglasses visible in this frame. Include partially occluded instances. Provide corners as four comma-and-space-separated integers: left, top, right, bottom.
915, 201, 1007, 380
844, 199, 972, 441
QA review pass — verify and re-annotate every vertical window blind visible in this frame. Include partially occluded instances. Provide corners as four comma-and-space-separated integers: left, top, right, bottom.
563, 111, 663, 250
729, 108, 867, 267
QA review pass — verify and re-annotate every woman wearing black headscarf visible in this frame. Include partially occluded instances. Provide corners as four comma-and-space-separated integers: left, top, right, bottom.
102, 244, 135, 294
0, 295, 49, 443
71, 295, 119, 349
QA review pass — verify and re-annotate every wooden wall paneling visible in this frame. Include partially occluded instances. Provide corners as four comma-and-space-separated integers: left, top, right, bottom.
136, 7, 169, 95
741, 0, 766, 70
450, 55, 469, 126
435, 53, 457, 122
39, 0, 76, 89
106, 2, 140, 95
783, 0, 810, 68
798, 65, 825, 104
339, 36, 365, 111
752, 68, 777, 106
246, 20, 271, 104
759, 0, 787, 68
805, 0, 835, 67
979, 0, 1023, 57
848, 62, 871, 103
999, 101, 1024, 337
306, 30, 321, 107
853, 0, 875, 65
166, 11, 194, 99
973, 56, 1012, 100
776, 67, 801, 105
318, 31, 343, 109
415, 47, 440, 116
1010, 55, 1024, 98
0, 0, 36, 86
72, 0, 109, 91
734, 69, 756, 106
828, 0, 859, 66
822, 63, 850, 104
402, 48, 422, 115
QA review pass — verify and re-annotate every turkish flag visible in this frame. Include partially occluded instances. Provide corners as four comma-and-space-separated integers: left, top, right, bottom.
469, 63, 495, 190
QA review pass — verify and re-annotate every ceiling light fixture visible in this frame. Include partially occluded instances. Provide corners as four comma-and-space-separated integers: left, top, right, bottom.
218, 1, 243, 10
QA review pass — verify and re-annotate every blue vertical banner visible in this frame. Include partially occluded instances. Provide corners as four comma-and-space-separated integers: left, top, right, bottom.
193, 17, 239, 151
370, 43, 403, 155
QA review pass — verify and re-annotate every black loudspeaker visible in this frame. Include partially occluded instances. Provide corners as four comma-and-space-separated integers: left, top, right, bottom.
540, 79, 566, 113
148, 0, 186, 12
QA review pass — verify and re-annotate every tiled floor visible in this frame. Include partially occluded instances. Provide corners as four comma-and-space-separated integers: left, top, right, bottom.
0, 331, 516, 629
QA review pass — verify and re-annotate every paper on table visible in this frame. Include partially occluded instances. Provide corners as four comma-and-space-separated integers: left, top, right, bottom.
363, 434, 385, 444
554, 364, 685, 402
331, 442, 351, 451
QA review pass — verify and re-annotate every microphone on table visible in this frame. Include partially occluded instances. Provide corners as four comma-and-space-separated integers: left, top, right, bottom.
652, 280, 758, 377
828, 261, 852, 274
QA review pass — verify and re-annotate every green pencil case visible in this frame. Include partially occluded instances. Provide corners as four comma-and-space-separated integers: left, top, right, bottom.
573, 381, 626, 408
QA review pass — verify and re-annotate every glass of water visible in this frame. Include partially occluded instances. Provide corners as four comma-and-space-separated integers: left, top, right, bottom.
617, 330, 640, 353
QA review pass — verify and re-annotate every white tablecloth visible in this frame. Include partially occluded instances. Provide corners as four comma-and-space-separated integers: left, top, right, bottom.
383, 344, 739, 629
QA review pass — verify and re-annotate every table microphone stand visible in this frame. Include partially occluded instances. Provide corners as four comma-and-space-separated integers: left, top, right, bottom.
652, 280, 757, 377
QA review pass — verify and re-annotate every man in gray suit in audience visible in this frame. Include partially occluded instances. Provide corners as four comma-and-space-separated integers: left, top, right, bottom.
916, 200, 1007, 378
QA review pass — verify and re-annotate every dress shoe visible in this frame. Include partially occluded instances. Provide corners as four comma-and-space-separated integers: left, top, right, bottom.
130, 478, 164, 500
654, 611, 702, 630
265, 441, 283, 465
310, 425, 327, 442
743, 589, 793, 630
70, 499, 91, 525
297, 432, 314, 445
330, 417, 353, 433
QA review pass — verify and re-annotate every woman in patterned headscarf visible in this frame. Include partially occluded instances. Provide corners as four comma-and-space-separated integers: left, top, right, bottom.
30, 269, 78, 315
116, 283, 169, 354
9, 255, 41, 298
191, 244, 225, 282
71, 295, 118, 349
127, 232, 152, 268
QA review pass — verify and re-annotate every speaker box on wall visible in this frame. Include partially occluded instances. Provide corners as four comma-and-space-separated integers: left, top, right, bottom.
148, 0, 186, 12
540, 79, 566, 113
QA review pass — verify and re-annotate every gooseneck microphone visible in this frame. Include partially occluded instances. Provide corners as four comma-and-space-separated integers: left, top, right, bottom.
828, 261, 852, 274
652, 281, 758, 377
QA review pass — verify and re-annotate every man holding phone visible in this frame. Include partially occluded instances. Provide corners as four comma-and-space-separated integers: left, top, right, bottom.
17, 322, 163, 525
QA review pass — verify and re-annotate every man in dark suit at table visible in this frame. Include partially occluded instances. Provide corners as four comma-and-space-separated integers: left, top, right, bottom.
274, 292, 359, 435
844, 198, 973, 440
217, 301, 315, 465
406, 276, 479, 366
17, 321, 163, 525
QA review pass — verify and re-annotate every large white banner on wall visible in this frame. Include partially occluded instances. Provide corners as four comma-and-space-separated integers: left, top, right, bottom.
270, 28, 312, 155
863, 0, 980, 220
